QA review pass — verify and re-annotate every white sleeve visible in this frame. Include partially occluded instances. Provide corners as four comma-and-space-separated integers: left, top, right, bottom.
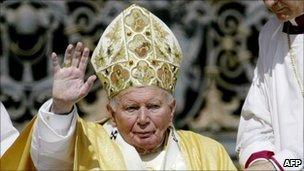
0, 102, 19, 156
236, 72, 276, 168
236, 22, 276, 168
30, 99, 77, 170
237, 72, 302, 170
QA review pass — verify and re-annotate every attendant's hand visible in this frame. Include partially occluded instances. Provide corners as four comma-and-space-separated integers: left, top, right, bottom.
51, 42, 96, 114
246, 160, 276, 170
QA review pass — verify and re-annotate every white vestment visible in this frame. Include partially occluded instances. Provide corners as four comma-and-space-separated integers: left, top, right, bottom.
0, 102, 19, 156
236, 16, 303, 170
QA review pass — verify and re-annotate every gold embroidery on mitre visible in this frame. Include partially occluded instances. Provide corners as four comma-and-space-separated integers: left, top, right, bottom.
96, 72, 110, 90
131, 60, 155, 84
91, 4, 183, 98
94, 46, 106, 70
125, 8, 149, 32
157, 63, 172, 89
110, 65, 130, 91
128, 34, 151, 58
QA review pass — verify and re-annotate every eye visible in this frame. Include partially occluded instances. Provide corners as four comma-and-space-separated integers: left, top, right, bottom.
124, 106, 139, 113
147, 104, 160, 110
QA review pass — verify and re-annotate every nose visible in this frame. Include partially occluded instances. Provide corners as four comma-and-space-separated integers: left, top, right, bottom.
137, 107, 150, 127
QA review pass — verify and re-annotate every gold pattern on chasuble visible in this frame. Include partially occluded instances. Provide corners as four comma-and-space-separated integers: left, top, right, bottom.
132, 61, 155, 84
110, 65, 130, 91
128, 34, 151, 58
79, 122, 108, 170
80, 121, 126, 170
157, 63, 172, 89
86, 125, 100, 162
125, 8, 149, 33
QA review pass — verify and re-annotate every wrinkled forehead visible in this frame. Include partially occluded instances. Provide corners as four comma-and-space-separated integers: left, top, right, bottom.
113, 86, 170, 103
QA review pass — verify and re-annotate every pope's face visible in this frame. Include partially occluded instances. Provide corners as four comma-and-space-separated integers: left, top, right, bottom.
107, 86, 175, 153
264, 0, 304, 21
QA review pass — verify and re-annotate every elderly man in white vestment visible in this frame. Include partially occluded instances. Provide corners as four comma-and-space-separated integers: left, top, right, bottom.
1, 4, 236, 171
236, 0, 304, 170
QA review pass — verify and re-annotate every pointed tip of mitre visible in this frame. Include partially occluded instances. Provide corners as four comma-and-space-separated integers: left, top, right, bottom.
125, 3, 148, 12
90, 3, 183, 97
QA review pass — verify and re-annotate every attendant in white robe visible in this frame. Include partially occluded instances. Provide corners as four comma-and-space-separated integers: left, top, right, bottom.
236, 0, 304, 170
0, 102, 19, 156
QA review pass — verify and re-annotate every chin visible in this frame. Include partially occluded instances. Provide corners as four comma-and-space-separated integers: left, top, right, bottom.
137, 140, 157, 149
134, 144, 158, 153
134, 137, 160, 150
276, 13, 292, 21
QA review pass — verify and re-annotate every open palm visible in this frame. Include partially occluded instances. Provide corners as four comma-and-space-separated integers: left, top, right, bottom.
51, 42, 96, 114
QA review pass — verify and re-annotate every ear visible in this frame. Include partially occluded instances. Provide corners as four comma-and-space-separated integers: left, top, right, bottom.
168, 99, 176, 122
106, 104, 117, 126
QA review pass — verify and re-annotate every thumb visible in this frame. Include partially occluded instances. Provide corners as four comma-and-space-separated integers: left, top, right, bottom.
79, 75, 97, 97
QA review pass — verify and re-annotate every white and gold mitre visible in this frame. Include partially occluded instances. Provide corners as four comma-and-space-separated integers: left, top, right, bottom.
91, 4, 183, 98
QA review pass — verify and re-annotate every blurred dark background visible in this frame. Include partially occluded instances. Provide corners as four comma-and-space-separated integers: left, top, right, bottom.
0, 0, 272, 165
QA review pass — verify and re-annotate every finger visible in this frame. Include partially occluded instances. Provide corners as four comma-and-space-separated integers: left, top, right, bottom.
64, 44, 74, 67
79, 75, 97, 97
79, 47, 90, 73
71, 42, 84, 67
51, 52, 60, 73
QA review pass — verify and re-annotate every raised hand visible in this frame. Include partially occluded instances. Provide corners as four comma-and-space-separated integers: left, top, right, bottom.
51, 42, 96, 114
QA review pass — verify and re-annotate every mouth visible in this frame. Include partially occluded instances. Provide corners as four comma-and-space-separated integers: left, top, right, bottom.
271, 4, 286, 14
134, 131, 154, 138
275, 8, 286, 14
